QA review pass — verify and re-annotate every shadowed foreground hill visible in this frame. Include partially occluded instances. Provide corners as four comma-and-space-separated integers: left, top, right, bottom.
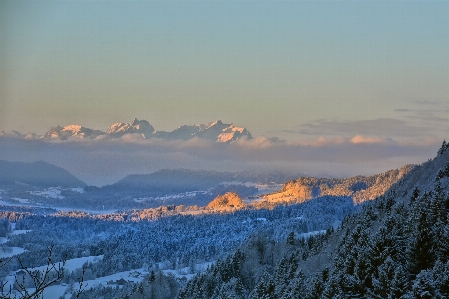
0, 160, 86, 188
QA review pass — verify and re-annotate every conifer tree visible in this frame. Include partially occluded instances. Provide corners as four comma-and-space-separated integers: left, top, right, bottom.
286, 231, 295, 246
409, 212, 435, 277
437, 140, 447, 156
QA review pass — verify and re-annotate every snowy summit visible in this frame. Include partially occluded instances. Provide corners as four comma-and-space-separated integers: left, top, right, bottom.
1, 119, 252, 143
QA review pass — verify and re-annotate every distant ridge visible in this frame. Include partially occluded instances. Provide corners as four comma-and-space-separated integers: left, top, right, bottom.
263, 164, 414, 205
1, 119, 252, 143
0, 160, 86, 188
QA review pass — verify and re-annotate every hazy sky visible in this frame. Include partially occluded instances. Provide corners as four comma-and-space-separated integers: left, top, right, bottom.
1, 1, 448, 184
1, 0, 448, 140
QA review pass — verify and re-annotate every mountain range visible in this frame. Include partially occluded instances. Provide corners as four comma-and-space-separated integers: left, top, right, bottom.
0, 119, 252, 143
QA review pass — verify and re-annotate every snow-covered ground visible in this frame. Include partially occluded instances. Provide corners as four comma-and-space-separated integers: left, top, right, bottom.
0, 200, 42, 207
52, 207, 117, 215
40, 259, 214, 299
0, 246, 25, 258
0, 255, 104, 299
30, 187, 64, 199
0, 201, 117, 215
298, 230, 327, 238
11, 198, 31, 204
0, 225, 30, 258
10, 230, 32, 235
28, 255, 104, 274
70, 188, 85, 194
161, 261, 215, 280
134, 190, 213, 203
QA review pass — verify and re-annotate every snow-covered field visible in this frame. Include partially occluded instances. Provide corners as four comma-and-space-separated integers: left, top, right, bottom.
0, 246, 25, 258
0, 255, 104, 299
298, 230, 327, 238
30, 187, 64, 199
0, 200, 117, 215
11, 198, 31, 204
10, 229, 32, 235
134, 190, 213, 203
0, 226, 30, 258
161, 261, 215, 280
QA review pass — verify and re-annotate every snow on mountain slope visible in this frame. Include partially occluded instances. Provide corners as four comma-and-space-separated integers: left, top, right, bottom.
262, 164, 414, 205
42, 125, 105, 140
0, 130, 23, 138
154, 120, 252, 143
107, 118, 155, 138
2, 119, 252, 143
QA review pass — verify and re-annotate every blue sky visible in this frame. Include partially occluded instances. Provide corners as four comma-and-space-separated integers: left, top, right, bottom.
0, 1, 448, 183
1, 0, 448, 138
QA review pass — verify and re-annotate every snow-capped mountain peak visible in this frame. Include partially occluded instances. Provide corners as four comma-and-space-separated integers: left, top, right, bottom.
153, 120, 252, 143
42, 125, 105, 140
107, 118, 155, 138
2, 119, 252, 143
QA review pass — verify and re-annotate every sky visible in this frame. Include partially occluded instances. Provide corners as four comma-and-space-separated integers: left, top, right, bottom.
1, 0, 448, 185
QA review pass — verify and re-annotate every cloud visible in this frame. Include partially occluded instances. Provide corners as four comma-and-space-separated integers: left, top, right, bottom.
405, 115, 449, 123
350, 135, 390, 144
0, 134, 440, 186
412, 100, 440, 105
392, 106, 449, 124
297, 118, 433, 138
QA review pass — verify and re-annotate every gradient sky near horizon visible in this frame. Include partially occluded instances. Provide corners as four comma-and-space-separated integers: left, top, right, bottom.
1, 0, 448, 141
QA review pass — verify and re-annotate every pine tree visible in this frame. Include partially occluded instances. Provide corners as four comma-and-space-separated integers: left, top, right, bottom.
408, 212, 435, 277
410, 187, 420, 205
250, 279, 276, 299
410, 270, 439, 299
444, 162, 449, 177
437, 222, 449, 263
437, 140, 447, 156
431, 260, 449, 298
436, 170, 445, 181
370, 257, 407, 299
286, 231, 295, 246
149, 270, 155, 282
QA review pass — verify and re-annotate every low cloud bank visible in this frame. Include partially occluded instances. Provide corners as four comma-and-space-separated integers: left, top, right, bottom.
0, 134, 439, 186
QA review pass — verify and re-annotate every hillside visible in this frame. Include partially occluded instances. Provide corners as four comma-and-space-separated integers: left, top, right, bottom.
0, 160, 86, 188
263, 164, 413, 205
177, 142, 449, 299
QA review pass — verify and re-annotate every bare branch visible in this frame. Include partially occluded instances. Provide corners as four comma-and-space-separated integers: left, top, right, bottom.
0, 245, 84, 299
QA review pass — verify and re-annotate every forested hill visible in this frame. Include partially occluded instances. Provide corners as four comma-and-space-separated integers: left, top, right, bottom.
263, 164, 413, 205
178, 141, 449, 299
0, 160, 86, 188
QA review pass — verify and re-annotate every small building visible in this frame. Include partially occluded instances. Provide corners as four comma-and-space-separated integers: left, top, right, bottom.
116, 278, 127, 285
129, 271, 141, 278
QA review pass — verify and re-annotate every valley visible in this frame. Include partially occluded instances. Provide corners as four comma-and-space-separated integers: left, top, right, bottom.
0, 142, 447, 298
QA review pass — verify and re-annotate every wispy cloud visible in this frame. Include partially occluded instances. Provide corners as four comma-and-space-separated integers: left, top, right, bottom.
412, 100, 440, 106
295, 118, 433, 138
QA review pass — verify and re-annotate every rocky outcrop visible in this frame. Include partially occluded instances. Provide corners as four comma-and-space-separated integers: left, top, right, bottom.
207, 192, 246, 210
